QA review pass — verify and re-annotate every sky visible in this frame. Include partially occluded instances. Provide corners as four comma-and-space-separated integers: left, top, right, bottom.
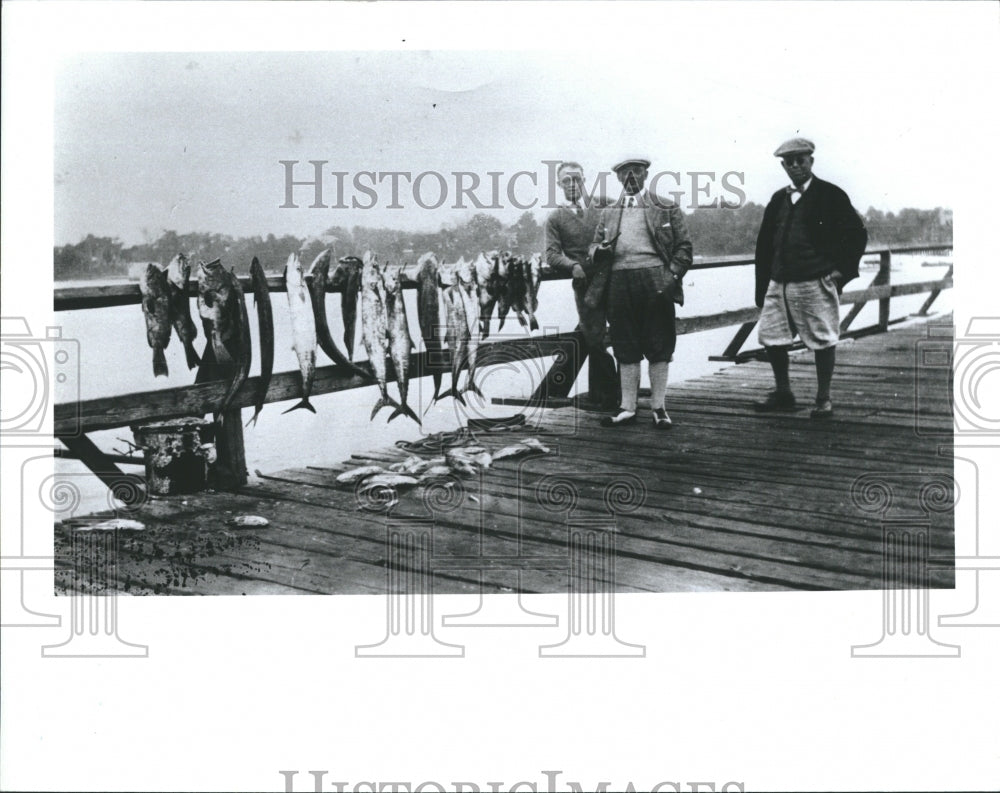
53, 4, 982, 247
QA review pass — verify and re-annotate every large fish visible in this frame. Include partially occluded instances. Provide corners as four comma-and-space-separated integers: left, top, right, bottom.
434, 281, 469, 405
282, 251, 318, 414
360, 251, 399, 420
196, 259, 251, 421
333, 256, 363, 360
165, 253, 200, 369
456, 257, 484, 398
139, 262, 172, 377
415, 252, 444, 402
245, 257, 274, 427
382, 262, 421, 425
472, 251, 500, 340
305, 249, 372, 381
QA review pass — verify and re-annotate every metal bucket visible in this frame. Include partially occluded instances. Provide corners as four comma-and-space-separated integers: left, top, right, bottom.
131, 418, 216, 496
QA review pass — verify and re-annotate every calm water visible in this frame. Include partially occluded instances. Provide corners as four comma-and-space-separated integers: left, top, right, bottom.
55, 254, 951, 515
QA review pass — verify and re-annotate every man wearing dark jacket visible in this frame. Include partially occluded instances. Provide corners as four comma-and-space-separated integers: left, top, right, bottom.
544, 161, 618, 408
753, 138, 867, 419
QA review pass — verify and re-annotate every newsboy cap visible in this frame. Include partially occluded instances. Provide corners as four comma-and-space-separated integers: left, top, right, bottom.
773, 137, 815, 157
612, 157, 651, 172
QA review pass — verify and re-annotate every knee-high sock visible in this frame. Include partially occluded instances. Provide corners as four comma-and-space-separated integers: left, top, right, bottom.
815, 345, 836, 403
649, 361, 669, 410
620, 362, 641, 412
766, 345, 791, 392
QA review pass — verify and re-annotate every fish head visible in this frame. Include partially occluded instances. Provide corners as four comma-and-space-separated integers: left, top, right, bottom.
417, 251, 438, 272
197, 258, 225, 292
306, 248, 332, 281
284, 251, 304, 286
381, 261, 403, 294
457, 256, 474, 286
165, 253, 190, 287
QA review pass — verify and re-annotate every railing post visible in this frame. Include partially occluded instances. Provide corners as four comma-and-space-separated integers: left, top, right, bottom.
878, 250, 892, 332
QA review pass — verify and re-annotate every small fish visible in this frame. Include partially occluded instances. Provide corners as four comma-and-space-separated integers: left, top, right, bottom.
306, 249, 372, 381
525, 252, 542, 331
335, 256, 363, 360
283, 251, 318, 414
336, 465, 385, 485
492, 443, 533, 460
415, 252, 444, 402
472, 251, 499, 339
360, 251, 399, 420
139, 262, 172, 377
382, 262, 421, 425
165, 253, 200, 369
228, 515, 270, 528
387, 455, 424, 473
78, 518, 146, 531
197, 259, 251, 421
358, 473, 419, 490
418, 465, 454, 482
521, 437, 550, 453
445, 456, 480, 477
246, 257, 274, 428
507, 256, 532, 331
495, 252, 513, 330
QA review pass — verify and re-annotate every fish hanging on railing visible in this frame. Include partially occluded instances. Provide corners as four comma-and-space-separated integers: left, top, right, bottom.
506, 255, 534, 332
415, 251, 444, 402
382, 262, 421, 425
332, 255, 363, 360
139, 262, 172, 377
245, 257, 274, 428
196, 258, 251, 423
282, 251, 317, 414
494, 251, 512, 331
165, 253, 200, 370
305, 249, 372, 382
525, 252, 542, 331
472, 251, 499, 340
435, 260, 470, 406
361, 251, 401, 421
456, 256, 484, 399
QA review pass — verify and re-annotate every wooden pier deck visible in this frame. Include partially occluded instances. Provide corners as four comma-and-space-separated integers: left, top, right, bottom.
54, 316, 955, 596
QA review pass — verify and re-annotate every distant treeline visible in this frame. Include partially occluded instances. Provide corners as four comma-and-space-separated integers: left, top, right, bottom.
54, 204, 952, 281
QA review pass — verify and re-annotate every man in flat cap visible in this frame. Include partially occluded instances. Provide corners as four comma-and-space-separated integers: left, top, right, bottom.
753, 137, 867, 418
544, 161, 619, 409
586, 157, 693, 429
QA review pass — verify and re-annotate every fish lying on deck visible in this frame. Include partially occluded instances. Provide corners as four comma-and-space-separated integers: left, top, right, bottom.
491, 437, 551, 460
336, 465, 385, 485
360, 251, 399, 420
139, 262, 172, 377
415, 252, 444, 402
382, 262, 421, 425
246, 257, 274, 427
282, 251, 318, 414
197, 259, 252, 421
165, 253, 200, 370
306, 249, 372, 381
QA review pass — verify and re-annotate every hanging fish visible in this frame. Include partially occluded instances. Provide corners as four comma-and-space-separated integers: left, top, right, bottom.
382, 262, 421, 425
495, 251, 512, 330
245, 257, 274, 427
360, 251, 400, 420
456, 256, 484, 399
333, 255, 363, 360
525, 252, 542, 331
305, 249, 372, 381
282, 251, 317, 414
196, 259, 251, 421
165, 253, 200, 369
139, 262, 172, 377
415, 252, 444, 402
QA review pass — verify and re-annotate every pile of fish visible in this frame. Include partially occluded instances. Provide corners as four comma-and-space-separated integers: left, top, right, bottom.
335, 437, 550, 495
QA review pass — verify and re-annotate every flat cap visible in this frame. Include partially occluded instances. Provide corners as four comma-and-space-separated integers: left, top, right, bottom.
612, 157, 651, 172
773, 137, 815, 157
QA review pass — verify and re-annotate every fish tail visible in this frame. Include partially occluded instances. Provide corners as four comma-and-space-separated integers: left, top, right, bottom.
433, 388, 466, 406
529, 315, 539, 332
388, 402, 422, 426
466, 378, 485, 400
183, 341, 201, 369
497, 316, 506, 331
431, 373, 442, 401
153, 347, 168, 378
282, 398, 316, 415
245, 407, 263, 428
370, 396, 397, 420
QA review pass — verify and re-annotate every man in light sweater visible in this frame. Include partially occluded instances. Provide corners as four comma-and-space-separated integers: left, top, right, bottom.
587, 158, 693, 429
544, 161, 618, 409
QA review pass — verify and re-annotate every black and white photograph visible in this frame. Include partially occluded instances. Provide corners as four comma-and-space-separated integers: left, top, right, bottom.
2, 2, 998, 791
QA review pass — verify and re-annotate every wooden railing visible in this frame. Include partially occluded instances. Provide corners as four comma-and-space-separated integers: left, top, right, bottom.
53, 243, 952, 498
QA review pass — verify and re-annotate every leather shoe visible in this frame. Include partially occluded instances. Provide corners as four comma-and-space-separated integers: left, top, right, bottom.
753, 390, 797, 412
600, 408, 637, 428
810, 400, 834, 419
652, 408, 673, 429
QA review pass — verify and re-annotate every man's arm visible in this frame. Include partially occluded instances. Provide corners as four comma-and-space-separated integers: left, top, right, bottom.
665, 204, 693, 278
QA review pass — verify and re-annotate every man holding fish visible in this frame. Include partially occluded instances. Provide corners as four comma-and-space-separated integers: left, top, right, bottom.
587, 157, 693, 429
544, 161, 619, 410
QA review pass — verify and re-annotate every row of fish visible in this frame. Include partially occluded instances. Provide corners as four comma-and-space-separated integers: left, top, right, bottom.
335, 437, 550, 492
